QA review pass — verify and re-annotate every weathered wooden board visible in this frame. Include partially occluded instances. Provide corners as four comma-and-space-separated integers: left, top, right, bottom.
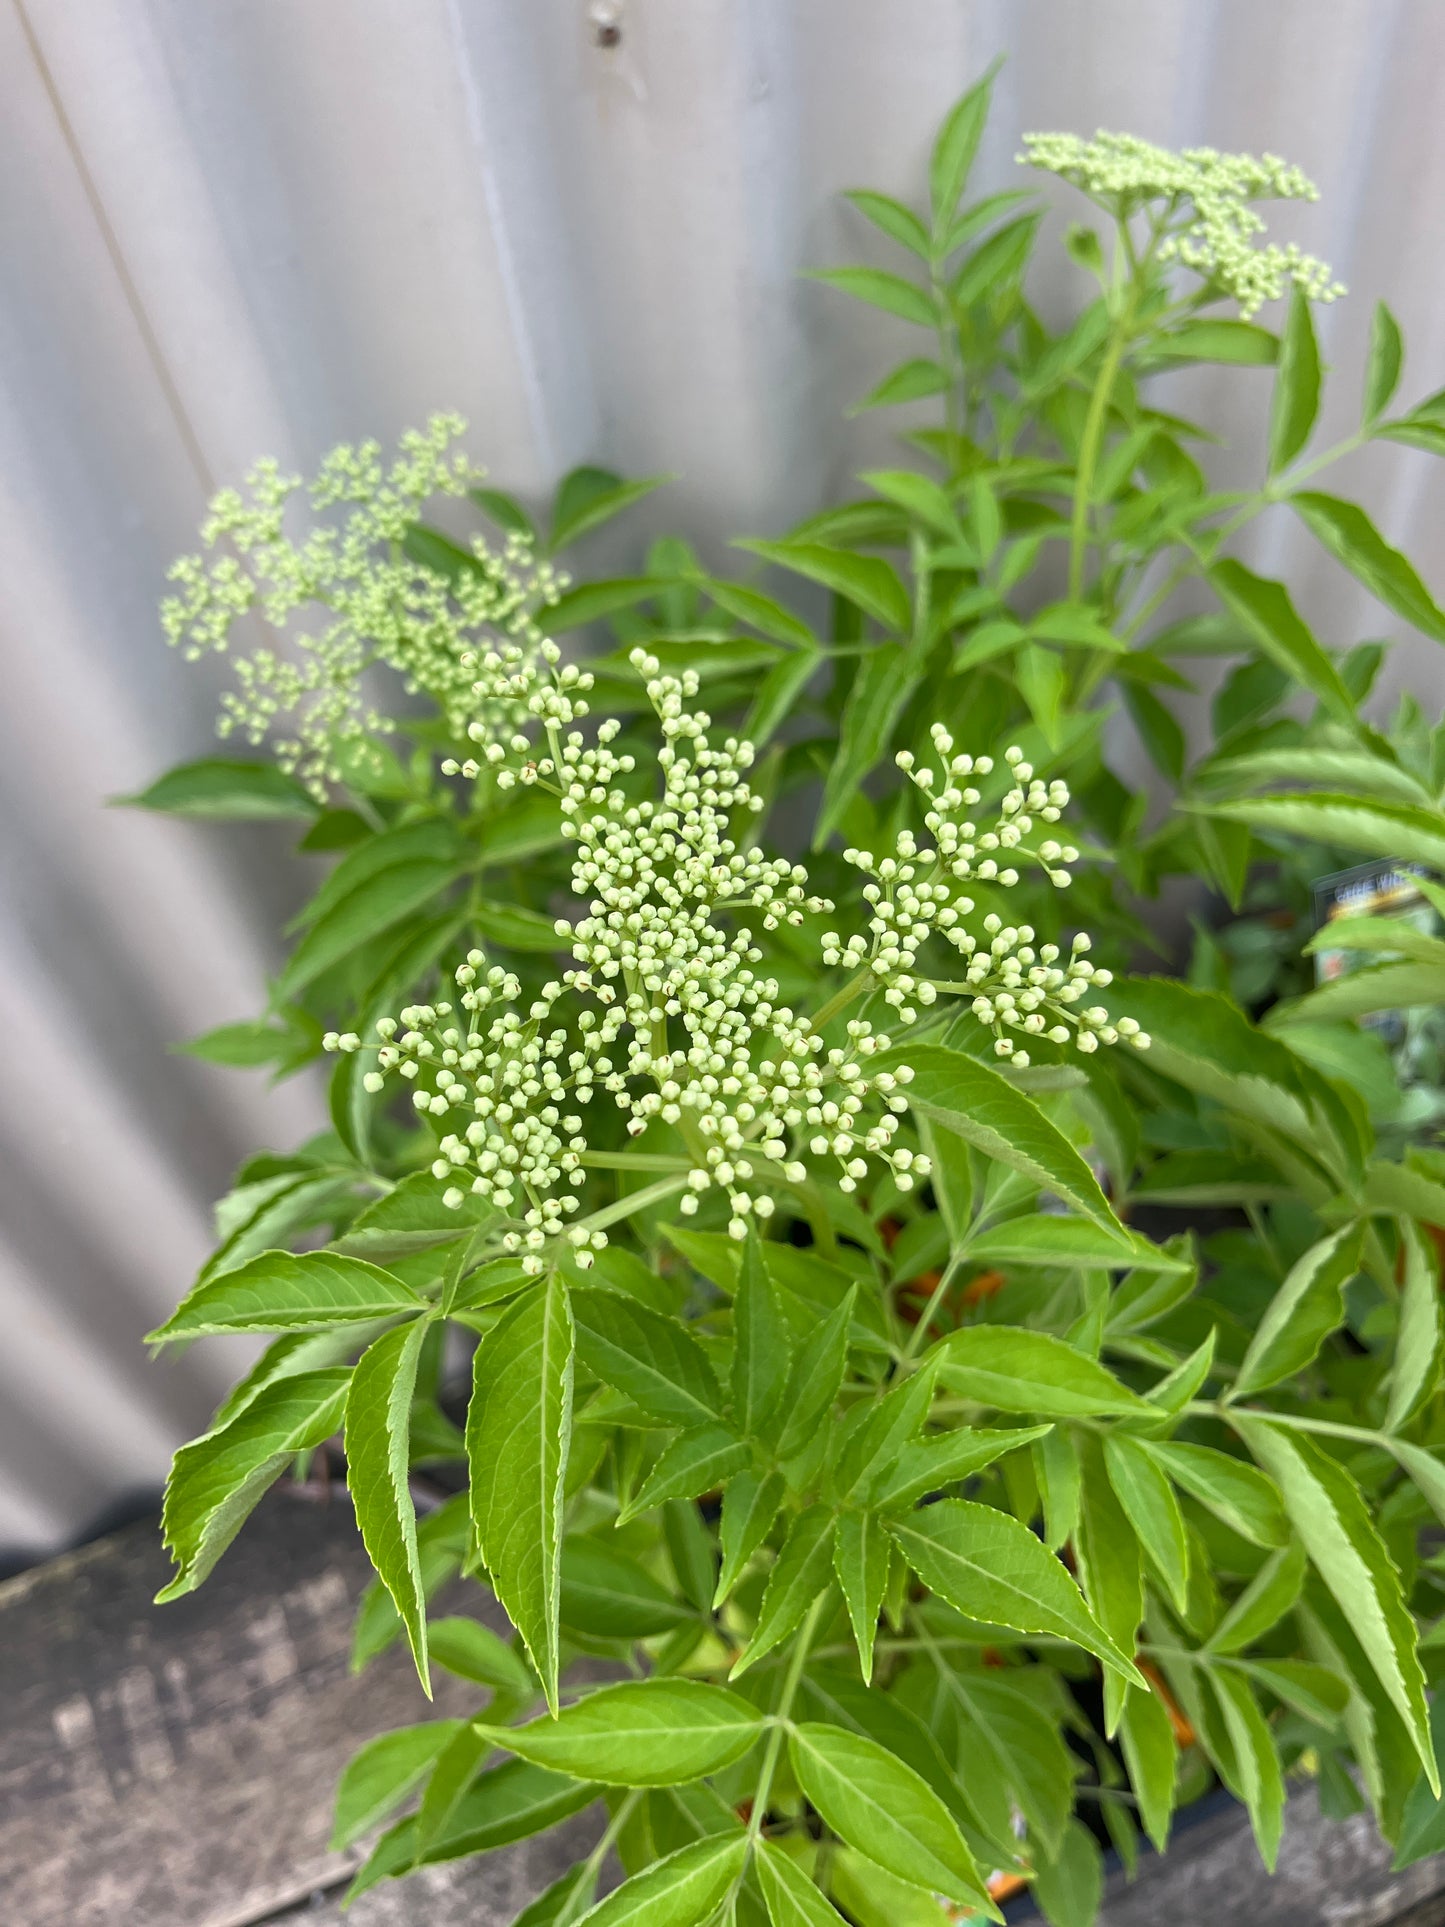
1090, 1787, 1445, 1927
6, 1484, 1445, 1927
0, 1489, 510, 1927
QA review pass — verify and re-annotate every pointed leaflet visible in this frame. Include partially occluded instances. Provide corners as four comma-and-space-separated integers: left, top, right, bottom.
1104, 1434, 1189, 1613
548, 465, 669, 552
1268, 285, 1320, 472
1363, 301, 1404, 421
571, 1287, 722, 1428
732, 1504, 837, 1677
733, 1232, 792, 1441
808, 267, 937, 327
1074, 1436, 1145, 1729
737, 539, 911, 632
467, 1274, 574, 1710
475, 1680, 763, 1786
967, 1215, 1188, 1272
776, 1290, 856, 1459
1234, 1416, 1436, 1789
157, 1369, 350, 1600
830, 1366, 937, 1503
755, 1839, 847, 1924
511, 1863, 597, 1927
347, 1317, 434, 1691
1143, 1441, 1287, 1547
574, 1832, 747, 1927
930, 64, 998, 227
620, 1425, 750, 1523
816, 642, 926, 845
889, 1499, 1143, 1684
427, 1616, 535, 1695
1231, 1224, 1363, 1399
329, 1719, 463, 1850
950, 1673, 1074, 1860
1208, 560, 1355, 726
416, 1722, 496, 1854
1201, 793, 1445, 876
789, 1723, 992, 1912
835, 1511, 890, 1683
1208, 1541, 1307, 1655
1211, 1670, 1285, 1871
559, 1536, 695, 1639
1118, 1685, 1177, 1853
1035, 1426, 1081, 1550
715, 1470, 785, 1606
880, 1045, 1124, 1233
935, 1327, 1151, 1417
151, 1248, 423, 1341
119, 754, 315, 820
873, 1425, 1052, 1513
1387, 1220, 1441, 1432
1292, 492, 1445, 640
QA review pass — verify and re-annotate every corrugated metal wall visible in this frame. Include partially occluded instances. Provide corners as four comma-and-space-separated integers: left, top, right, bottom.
4, 0, 1445, 1557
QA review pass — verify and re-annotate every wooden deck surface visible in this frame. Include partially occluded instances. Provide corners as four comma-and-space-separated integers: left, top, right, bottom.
3, 1486, 1444, 1926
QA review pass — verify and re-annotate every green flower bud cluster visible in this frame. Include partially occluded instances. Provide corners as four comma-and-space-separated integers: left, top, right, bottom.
161, 415, 567, 798
328, 654, 1142, 1270
1021, 131, 1344, 316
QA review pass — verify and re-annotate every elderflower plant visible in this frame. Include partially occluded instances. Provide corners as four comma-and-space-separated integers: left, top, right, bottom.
324, 649, 1144, 1271
161, 414, 568, 798
1021, 130, 1344, 315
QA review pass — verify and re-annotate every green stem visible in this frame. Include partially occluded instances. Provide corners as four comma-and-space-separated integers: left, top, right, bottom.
1068, 228, 1146, 601
556, 1790, 643, 1927
574, 1174, 689, 1235
741, 1593, 828, 1877
898, 1251, 966, 1365
1188, 1399, 1387, 1446
810, 968, 873, 1033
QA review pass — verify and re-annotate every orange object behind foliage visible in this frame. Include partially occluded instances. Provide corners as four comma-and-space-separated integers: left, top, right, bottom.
884, 1208, 1008, 1343
1139, 1658, 1196, 1747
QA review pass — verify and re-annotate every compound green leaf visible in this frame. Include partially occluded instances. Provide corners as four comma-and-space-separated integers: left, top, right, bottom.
733, 1232, 792, 1442
428, 1616, 535, 1695
756, 1839, 847, 1924
1075, 1436, 1145, 1729
1144, 1441, 1287, 1547
930, 64, 998, 226
881, 1045, 1123, 1232
1236, 1417, 1436, 1790
776, 1291, 856, 1460
572, 1287, 722, 1428
1388, 1221, 1442, 1433
1200, 792, 1445, 875
1209, 558, 1354, 725
329, 1718, 464, 1850
936, 1326, 1151, 1418
1118, 1685, 1177, 1852
1208, 1541, 1307, 1655
1268, 286, 1320, 472
346, 1318, 433, 1691
151, 1248, 423, 1342
889, 1499, 1143, 1683
1293, 491, 1445, 639
789, 1723, 991, 1910
1104, 1433, 1189, 1613
157, 1369, 350, 1600
810, 266, 937, 327
816, 642, 924, 845
715, 1470, 786, 1606
117, 755, 316, 820
1232, 1224, 1364, 1398
834, 1510, 890, 1683
576, 1832, 747, 1926
872, 1425, 1052, 1513
1363, 301, 1404, 421
477, 1680, 763, 1786
560, 1535, 694, 1639
738, 539, 912, 633
732, 1504, 837, 1677
621, 1425, 750, 1524
467, 1275, 574, 1710
1211, 1670, 1285, 1870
